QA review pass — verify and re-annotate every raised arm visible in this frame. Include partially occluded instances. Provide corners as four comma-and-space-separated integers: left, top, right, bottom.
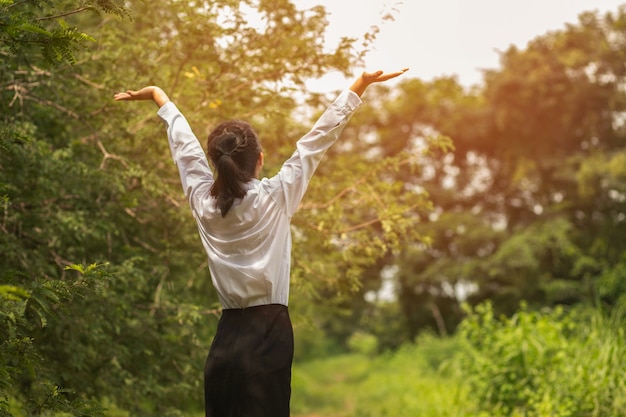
114, 86, 170, 108
349, 68, 409, 97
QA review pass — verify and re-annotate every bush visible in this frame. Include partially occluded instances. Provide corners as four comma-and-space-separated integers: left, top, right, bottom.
0, 266, 108, 417
456, 302, 626, 416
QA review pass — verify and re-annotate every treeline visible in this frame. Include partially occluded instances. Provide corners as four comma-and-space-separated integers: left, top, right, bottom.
2, 1, 626, 416
340, 6, 626, 350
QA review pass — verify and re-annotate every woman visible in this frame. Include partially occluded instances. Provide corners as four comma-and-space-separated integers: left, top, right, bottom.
114, 68, 408, 417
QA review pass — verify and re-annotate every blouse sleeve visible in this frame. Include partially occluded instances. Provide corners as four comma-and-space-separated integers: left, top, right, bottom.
262, 89, 362, 217
157, 102, 214, 211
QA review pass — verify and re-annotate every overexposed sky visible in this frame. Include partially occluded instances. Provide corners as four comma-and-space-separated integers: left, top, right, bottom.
301, 0, 626, 90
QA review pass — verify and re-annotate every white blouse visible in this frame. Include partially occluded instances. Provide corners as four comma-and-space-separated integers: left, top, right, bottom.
158, 89, 362, 309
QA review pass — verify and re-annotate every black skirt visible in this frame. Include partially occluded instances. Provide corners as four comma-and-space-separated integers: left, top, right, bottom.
204, 304, 294, 417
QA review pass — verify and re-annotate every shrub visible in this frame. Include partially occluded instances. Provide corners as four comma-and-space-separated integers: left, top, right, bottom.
456, 302, 626, 416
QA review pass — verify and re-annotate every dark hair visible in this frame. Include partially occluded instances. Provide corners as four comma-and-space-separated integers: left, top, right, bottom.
206, 120, 262, 217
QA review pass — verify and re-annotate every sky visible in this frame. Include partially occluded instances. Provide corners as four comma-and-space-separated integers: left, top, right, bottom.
301, 0, 626, 91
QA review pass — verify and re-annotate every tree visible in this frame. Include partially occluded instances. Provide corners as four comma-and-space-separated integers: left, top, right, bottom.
380, 5, 626, 340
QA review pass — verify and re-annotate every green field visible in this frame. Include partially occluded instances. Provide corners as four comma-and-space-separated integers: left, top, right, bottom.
292, 336, 470, 417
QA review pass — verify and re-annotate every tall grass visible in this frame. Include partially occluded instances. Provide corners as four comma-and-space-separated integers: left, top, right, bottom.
457, 303, 626, 416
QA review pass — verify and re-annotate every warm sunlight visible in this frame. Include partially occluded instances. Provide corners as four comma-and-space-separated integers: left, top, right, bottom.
4, 1, 626, 415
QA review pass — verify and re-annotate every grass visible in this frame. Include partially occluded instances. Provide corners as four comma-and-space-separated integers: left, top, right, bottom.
291, 334, 473, 417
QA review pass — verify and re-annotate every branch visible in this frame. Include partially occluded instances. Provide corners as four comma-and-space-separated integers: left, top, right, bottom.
150, 268, 168, 316
7, 84, 25, 108
23, 95, 79, 118
97, 140, 128, 169
429, 302, 448, 337
50, 249, 73, 268
338, 218, 381, 234
132, 236, 159, 253
8, 0, 28, 8
74, 73, 104, 89
299, 186, 359, 211
35, 7, 93, 21
164, 193, 182, 208
302, 200, 425, 237
124, 207, 147, 224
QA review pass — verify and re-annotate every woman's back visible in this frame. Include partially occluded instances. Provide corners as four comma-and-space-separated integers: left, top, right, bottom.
196, 178, 293, 309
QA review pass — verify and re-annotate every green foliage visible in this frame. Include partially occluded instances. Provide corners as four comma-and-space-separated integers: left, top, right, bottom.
0, 266, 108, 417
468, 217, 586, 312
457, 302, 626, 416
596, 259, 626, 309
0, 0, 129, 65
